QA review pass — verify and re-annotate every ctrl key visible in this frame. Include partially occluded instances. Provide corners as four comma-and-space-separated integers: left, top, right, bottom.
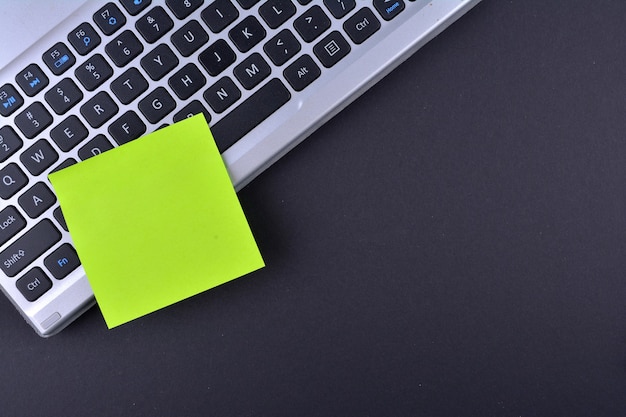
16, 267, 52, 301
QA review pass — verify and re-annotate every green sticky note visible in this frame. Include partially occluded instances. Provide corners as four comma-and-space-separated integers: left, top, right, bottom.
48, 115, 264, 328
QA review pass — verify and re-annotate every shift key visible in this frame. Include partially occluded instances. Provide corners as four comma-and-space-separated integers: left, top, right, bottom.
0, 206, 26, 246
0, 219, 61, 277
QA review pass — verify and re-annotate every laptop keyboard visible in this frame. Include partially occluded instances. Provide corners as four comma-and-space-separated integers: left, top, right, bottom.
0, 0, 477, 335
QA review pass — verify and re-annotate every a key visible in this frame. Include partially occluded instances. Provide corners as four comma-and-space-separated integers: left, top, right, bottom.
18, 182, 57, 219
203, 77, 241, 113
166, 0, 204, 19
78, 135, 114, 160
323, 0, 356, 19
173, 100, 211, 123
0, 219, 61, 278
283, 54, 321, 91
373, 0, 405, 20
313, 31, 351, 68
259, 0, 297, 29
264, 29, 301, 66
120, 0, 152, 15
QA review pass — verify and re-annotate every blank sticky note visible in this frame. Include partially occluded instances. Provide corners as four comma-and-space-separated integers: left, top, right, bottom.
48, 115, 264, 328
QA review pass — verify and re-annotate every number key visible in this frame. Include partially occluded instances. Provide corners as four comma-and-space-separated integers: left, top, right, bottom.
75, 54, 114, 91
14, 102, 53, 139
0, 126, 23, 162
105, 30, 144, 67
45, 78, 83, 115
166, 0, 204, 19
136, 6, 175, 43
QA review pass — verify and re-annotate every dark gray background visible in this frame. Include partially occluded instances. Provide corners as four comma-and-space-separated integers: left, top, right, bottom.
2, 1, 626, 416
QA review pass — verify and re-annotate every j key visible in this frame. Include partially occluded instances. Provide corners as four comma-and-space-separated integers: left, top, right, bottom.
20, 139, 59, 175
75, 54, 114, 91
313, 31, 351, 68
80, 92, 119, 128
373, 0, 405, 20
0, 219, 61, 278
259, 0, 297, 29
0, 84, 24, 117
138, 87, 176, 123
0, 163, 28, 199
50, 115, 89, 151
294, 6, 331, 42
68, 22, 101, 56
229, 16, 266, 52
136, 6, 174, 43
0, 126, 23, 163
283, 54, 320, 91
14, 102, 53, 139
168, 63, 206, 100
344, 8, 380, 44
94, 2, 127, 36
199, 39, 236, 76
203, 77, 241, 113
234, 0, 261, 9
42, 43, 76, 76
16, 267, 53, 302
45, 78, 83, 115
323, 0, 356, 19
120, 0, 152, 15
211, 78, 290, 151
166, 0, 204, 19
15, 64, 49, 97
171, 20, 209, 57
44, 243, 81, 280
173, 100, 211, 123
141, 44, 180, 80
18, 182, 56, 219
106, 30, 144, 67
111, 68, 149, 104
78, 134, 114, 160
108, 111, 146, 145
0, 206, 26, 247
201, 0, 239, 33
233, 53, 271, 90
264, 29, 301, 66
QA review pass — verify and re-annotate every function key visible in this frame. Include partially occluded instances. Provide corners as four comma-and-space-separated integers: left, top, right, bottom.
259, 0, 297, 29
343, 7, 380, 44
120, 0, 152, 15
45, 78, 84, 115
201, 0, 239, 33
0, 126, 23, 162
42, 42, 76, 76
16, 268, 53, 302
75, 54, 114, 91
15, 64, 49, 97
294, 6, 331, 42
14, 102, 53, 139
105, 30, 144, 67
373, 0, 404, 20
68, 22, 101, 56
136, 6, 175, 43
166, 0, 204, 19
283, 54, 320, 91
0, 163, 28, 199
323, 0, 356, 19
0, 84, 24, 117
93, 2, 127, 35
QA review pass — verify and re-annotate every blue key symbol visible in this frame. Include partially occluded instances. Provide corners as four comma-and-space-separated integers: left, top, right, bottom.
57, 257, 69, 267
83, 36, 91, 47
108, 16, 117, 26
134, 0, 143, 4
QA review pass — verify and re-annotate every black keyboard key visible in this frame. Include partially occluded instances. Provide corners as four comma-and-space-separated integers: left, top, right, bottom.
51, 159, 78, 174
50, 115, 89, 151
229, 16, 266, 52
0, 84, 24, 117
259, 0, 297, 29
294, 6, 331, 42
141, 44, 180, 80
173, 100, 211, 123
45, 78, 83, 115
68, 22, 101, 56
171, 20, 209, 57
283, 54, 320, 91
0, 126, 23, 163
296, 0, 312, 4
199, 39, 236, 76
14, 102, 53, 139
201, 0, 239, 33
166, 0, 204, 19
53, 207, 68, 231
313, 31, 351, 68
109, 111, 147, 145
0, 163, 28, 199
78, 135, 114, 160
139, 87, 176, 123
111, 68, 149, 104
42, 43, 76, 76
234, 53, 271, 90
264, 29, 301, 66
0, 219, 61, 278
16, 267, 53, 302
44, 244, 81, 280
373, 0, 404, 20
344, 8, 380, 44
169, 63, 206, 100
15, 64, 49, 97
211, 78, 290, 151
120, 0, 152, 15
94, 2, 127, 35
203, 77, 241, 113
80, 92, 119, 128
18, 182, 56, 219
234, 0, 261, 9
0, 206, 26, 247
323, 0, 355, 19
106, 30, 144, 67
75, 54, 114, 91
136, 6, 175, 43
20, 139, 59, 175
